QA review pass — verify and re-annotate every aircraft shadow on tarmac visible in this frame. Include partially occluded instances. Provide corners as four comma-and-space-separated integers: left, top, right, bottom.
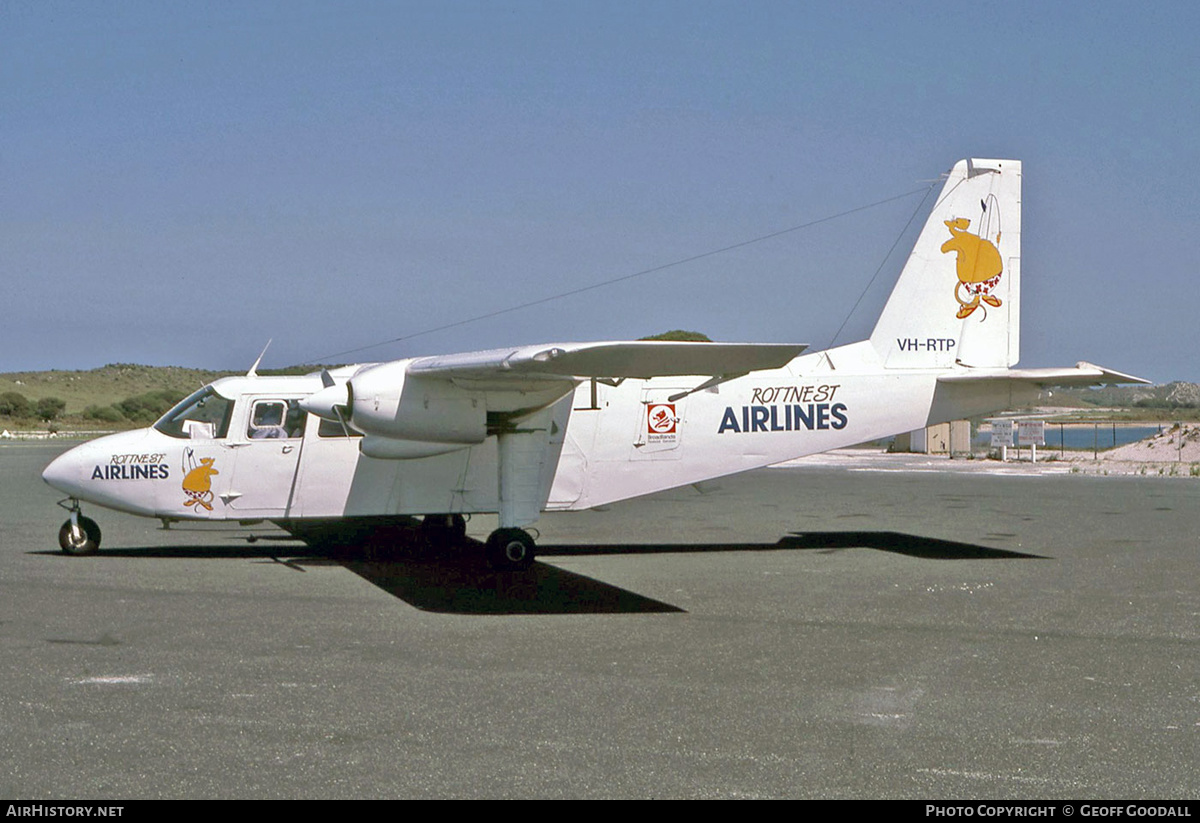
34, 530, 1042, 615
320, 529, 1044, 614
34, 541, 683, 615
538, 531, 1047, 561
352, 529, 1045, 614
338, 556, 684, 615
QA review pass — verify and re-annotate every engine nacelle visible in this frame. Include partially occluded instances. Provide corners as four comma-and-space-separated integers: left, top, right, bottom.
359, 435, 471, 460
347, 360, 486, 444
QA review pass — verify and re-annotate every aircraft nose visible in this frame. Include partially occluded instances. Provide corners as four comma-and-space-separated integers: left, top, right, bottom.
42, 448, 84, 496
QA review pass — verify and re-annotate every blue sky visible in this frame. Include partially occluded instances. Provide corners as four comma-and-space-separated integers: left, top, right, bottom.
4, 1, 1197, 383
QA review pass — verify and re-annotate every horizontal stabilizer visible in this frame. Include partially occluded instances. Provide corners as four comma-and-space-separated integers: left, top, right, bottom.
408, 341, 807, 380
937, 362, 1150, 387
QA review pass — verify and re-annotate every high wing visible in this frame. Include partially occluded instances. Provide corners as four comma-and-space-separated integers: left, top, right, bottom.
299, 339, 808, 485
302, 340, 807, 422
299, 339, 807, 463
407, 341, 807, 381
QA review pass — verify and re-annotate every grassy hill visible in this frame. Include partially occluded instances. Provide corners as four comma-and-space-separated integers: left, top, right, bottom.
1, 364, 226, 414
0, 363, 317, 431
1044, 382, 1200, 420
1051, 381, 1200, 409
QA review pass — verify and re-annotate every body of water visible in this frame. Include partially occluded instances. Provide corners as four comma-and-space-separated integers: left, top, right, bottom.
977, 424, 1162, 452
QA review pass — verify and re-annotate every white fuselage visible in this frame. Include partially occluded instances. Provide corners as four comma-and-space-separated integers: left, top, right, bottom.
41, 340, 1035, 527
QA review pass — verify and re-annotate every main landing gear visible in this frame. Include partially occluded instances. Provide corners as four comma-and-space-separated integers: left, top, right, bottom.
484, 527, 535, 571
485, 428, 540, 571
56, 499, 101, 556
421, 515, 536, 571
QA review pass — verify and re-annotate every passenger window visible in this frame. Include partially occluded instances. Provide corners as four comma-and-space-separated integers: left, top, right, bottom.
318, 417, 363, 438
248, 400, 304, 439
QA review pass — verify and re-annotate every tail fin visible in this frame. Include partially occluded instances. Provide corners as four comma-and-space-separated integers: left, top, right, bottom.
869, 158, 1021, 369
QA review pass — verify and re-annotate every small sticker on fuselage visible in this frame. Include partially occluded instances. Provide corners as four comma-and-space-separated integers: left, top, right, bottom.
646, 403, 678, 444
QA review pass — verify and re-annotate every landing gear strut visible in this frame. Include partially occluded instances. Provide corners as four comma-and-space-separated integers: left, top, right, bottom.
485, 527, 535, 571
56, 500, 101, 556
419, 514, 467, 550
487, 427, 541, 571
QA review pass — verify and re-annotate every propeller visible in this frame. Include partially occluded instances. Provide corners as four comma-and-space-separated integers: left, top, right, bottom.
300, 371, 352, 436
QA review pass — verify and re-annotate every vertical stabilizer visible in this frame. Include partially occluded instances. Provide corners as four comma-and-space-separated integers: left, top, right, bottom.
870, 159, 1021, 369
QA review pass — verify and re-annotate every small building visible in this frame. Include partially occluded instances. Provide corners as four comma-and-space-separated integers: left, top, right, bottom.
893, 420, 972, 457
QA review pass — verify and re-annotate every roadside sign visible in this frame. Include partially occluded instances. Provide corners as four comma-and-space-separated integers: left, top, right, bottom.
990, 420, 1015, 448
1017, 420, 1045, 446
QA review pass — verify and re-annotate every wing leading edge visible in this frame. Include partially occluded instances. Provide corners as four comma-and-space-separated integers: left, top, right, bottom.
300, 341, 808, 426
407, 341, 807, 381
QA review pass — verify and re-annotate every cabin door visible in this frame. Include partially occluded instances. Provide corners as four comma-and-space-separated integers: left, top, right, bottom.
223, 398, 306, 516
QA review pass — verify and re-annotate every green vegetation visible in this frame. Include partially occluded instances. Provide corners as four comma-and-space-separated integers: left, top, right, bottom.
639, 330, 713, 342
1133, 398, 1200, 410
0, 364, 236, 431
75, 389, 190, 426
0, 392, 32, 419
116, 389, 188, 423
1039, 381, 1200, 422
35, 397, 66, 421
82, 404, 128, 424
1036, 408, 1200, 424
1, 362, 349, 431
0, 393, 66, 422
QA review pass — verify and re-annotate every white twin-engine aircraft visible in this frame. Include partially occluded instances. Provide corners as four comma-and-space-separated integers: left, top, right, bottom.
43, 159, 1145, 569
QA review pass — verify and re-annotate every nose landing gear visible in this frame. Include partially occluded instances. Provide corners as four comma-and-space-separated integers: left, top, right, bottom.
56, 500, 101, 556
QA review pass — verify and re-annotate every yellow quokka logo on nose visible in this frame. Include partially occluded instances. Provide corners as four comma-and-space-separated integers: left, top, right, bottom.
941, 197, 1004, 319
182, 450, 219, 511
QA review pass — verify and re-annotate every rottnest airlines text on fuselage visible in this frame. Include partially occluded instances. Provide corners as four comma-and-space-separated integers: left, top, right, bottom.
718, 383, 846, 434
40, 157, 1149, 571
90, 452, 170, 480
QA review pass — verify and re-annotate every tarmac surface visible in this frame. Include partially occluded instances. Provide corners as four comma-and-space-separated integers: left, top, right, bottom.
1, 441, 1197, 799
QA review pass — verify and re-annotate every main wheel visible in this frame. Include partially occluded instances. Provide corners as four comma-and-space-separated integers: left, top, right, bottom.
58, 516, 101, 556
484, 527, 535, 571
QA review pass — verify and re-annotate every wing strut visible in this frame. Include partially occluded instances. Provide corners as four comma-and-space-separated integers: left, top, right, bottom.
667, 372, 750, 403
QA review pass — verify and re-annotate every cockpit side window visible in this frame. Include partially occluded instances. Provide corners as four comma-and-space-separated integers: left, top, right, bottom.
153, 387, 235, 440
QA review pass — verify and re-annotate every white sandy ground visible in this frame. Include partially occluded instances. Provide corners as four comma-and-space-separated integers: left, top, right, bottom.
776, 423, 1200, 478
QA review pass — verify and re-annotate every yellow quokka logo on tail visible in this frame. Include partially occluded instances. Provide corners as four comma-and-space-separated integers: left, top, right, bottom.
182, 450, 219, 511
941, 196, 1004, 319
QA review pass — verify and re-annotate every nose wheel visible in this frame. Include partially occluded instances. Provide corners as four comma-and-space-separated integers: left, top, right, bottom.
58, 514, 102, 556
484, 527, 535, 571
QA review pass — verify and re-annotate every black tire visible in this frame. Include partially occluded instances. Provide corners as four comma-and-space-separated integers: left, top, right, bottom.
58, 516, 101, 556
485, 527, 535, 571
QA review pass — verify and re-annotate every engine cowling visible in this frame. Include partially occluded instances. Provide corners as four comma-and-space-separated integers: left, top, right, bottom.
346, 360, 486, 445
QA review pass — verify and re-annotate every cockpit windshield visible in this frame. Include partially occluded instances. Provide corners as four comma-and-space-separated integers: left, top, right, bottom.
153, 386, 234, 440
